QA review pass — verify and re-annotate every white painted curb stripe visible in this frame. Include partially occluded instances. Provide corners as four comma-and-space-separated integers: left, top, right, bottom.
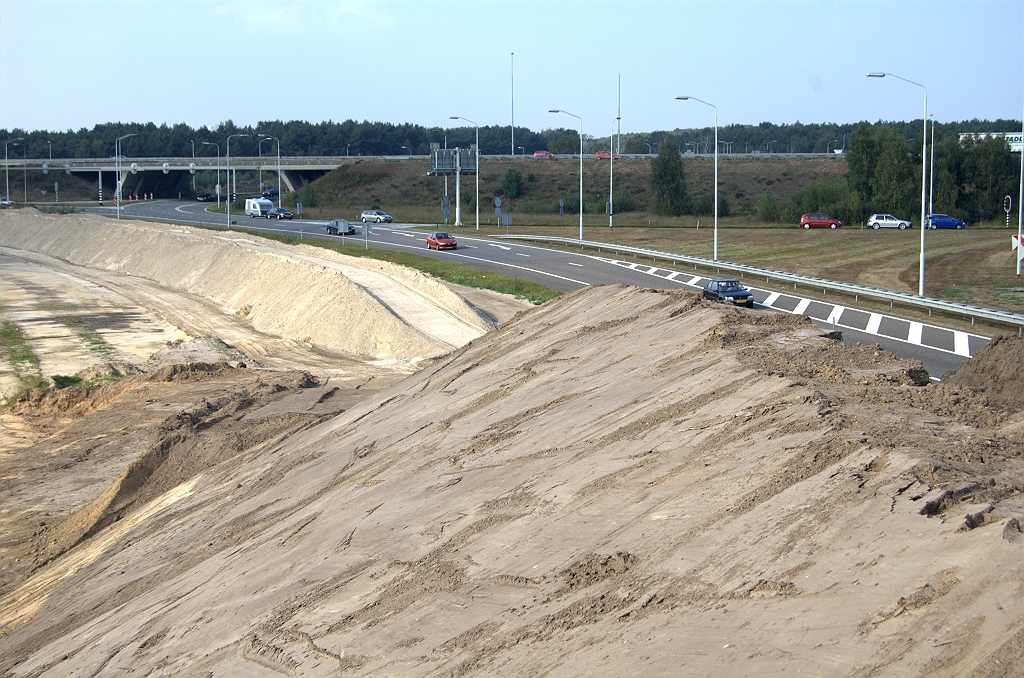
954, 332, 970, 356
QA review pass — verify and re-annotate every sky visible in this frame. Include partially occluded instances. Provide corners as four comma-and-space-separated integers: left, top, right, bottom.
1, 0, 1022, 136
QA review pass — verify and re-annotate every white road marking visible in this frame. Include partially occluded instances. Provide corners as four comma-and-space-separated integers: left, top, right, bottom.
516, 253, 530, 257
567, 262, 583, 267
686, 276, 702, 286
826, 305, 844, 325
865, 313, 883, 335
490, 244, 512, 251
793, 299, 811, 314
376, 241, 589, 286
908, 322, 924, 345
954, 332, 971, 356
665, 271, 681, 280
763, 292, 781, 306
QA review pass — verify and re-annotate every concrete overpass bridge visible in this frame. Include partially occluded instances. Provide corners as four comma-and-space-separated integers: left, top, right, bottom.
2, 156, 407, 200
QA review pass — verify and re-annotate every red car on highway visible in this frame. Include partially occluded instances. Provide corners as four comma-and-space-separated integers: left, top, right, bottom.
800, 213, 842, 229
533, 150, 553, 158
595, 151, 619, 159
427, 231, 458, 250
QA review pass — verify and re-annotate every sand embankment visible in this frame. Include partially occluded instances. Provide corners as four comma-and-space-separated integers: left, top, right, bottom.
2, 285, 1023, 675
0, 211, 489, 362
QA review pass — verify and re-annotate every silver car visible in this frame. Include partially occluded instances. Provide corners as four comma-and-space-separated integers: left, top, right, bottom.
867, 213, 912, 230
360, 209, 392, 223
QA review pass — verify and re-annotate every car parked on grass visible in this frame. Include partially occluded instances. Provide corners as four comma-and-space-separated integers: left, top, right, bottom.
326, 219, 356, 236
702, 278, 754, 306
800, 213, 841, 229
925, 213, 966, 229
533, 150, 553, 158
426, 231, 457, 250
266, 207, 292, 220
867, 213, 912, 230
361, 209, 392, 223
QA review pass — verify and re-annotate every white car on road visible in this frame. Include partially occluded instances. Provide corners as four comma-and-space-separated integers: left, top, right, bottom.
867, 213, 912, 230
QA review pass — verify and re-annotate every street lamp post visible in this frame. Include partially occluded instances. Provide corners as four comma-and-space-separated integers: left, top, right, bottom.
450, 117, 479, 230
401, 146, 411, 156
201, 141, 220, 207
226, 133, 249, 230
767, 139, 777, 152
190, 140, 196, 192
550, 109, 584, 240
645, 142, 652, 154
258, 136, 273, 192
609, 118, 618, 228
677, 96, 719, 261
258, 134, 281, 207
827, 138, 841, 154
518, 146, 525, 156
47, 141, 52, 160
929, 116, 935, 218
868, 72, 928, 296
115, 133, 136, 219
5, 136, 24, 203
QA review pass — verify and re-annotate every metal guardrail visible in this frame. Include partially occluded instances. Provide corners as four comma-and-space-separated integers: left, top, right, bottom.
497, 235, 1024, 332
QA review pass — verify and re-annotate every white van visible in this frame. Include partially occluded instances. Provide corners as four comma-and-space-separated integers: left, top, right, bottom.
245, 198, 274, 217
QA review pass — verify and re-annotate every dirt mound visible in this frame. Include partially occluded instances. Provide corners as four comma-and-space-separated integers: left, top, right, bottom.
2, 286, 1023, 676
0, 211, 487, 361
943, 334, 1024, 410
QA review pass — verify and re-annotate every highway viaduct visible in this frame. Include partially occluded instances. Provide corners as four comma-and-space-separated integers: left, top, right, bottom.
1, 156, 400, 200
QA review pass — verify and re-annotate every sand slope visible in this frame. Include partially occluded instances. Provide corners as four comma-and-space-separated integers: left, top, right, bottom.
2, 285, 1022, 676
0, 211, 488, 362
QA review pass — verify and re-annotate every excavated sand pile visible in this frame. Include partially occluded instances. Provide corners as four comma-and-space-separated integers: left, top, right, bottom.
0, 211, 488, 362
2, 285, 1022, 676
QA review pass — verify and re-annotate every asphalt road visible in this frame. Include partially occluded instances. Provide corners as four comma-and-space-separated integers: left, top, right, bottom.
83, 200, 983, 378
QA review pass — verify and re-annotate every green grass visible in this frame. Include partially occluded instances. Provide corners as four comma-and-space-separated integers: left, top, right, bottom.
0, 320, 48, 405
195, 225, 561, 305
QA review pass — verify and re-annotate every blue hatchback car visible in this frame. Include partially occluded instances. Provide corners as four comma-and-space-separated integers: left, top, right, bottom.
926, 214, 966, 229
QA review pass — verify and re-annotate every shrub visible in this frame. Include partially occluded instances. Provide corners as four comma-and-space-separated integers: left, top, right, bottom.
649, 140, 691, 216
501, 167, 524, 199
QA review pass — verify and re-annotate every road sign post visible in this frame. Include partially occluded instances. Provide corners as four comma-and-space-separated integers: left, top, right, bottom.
1005, 195, 1012, 228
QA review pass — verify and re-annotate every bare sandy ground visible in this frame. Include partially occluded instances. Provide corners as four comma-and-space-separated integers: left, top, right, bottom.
0, 259, 1021, 677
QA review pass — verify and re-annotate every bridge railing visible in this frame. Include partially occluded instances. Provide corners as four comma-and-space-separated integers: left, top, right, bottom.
496, 234, 1024, 333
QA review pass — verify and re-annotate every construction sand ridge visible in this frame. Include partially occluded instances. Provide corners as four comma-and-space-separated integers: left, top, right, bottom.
2, 282, 1023, 676
0, 210, 490, 365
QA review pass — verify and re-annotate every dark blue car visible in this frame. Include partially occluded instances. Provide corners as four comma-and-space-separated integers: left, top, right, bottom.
926, 214, 966, 229
703, 278, 754, 306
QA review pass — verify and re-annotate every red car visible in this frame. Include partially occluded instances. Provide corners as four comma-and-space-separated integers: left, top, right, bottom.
595, 151, 618, 159
533, 150, 553, 158
427, 231, 457, 250
800, 213, 842, 229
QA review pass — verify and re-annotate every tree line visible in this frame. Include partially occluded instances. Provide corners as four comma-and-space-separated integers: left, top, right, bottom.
3, 118, 1018, 161
0, 120, 570, 159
